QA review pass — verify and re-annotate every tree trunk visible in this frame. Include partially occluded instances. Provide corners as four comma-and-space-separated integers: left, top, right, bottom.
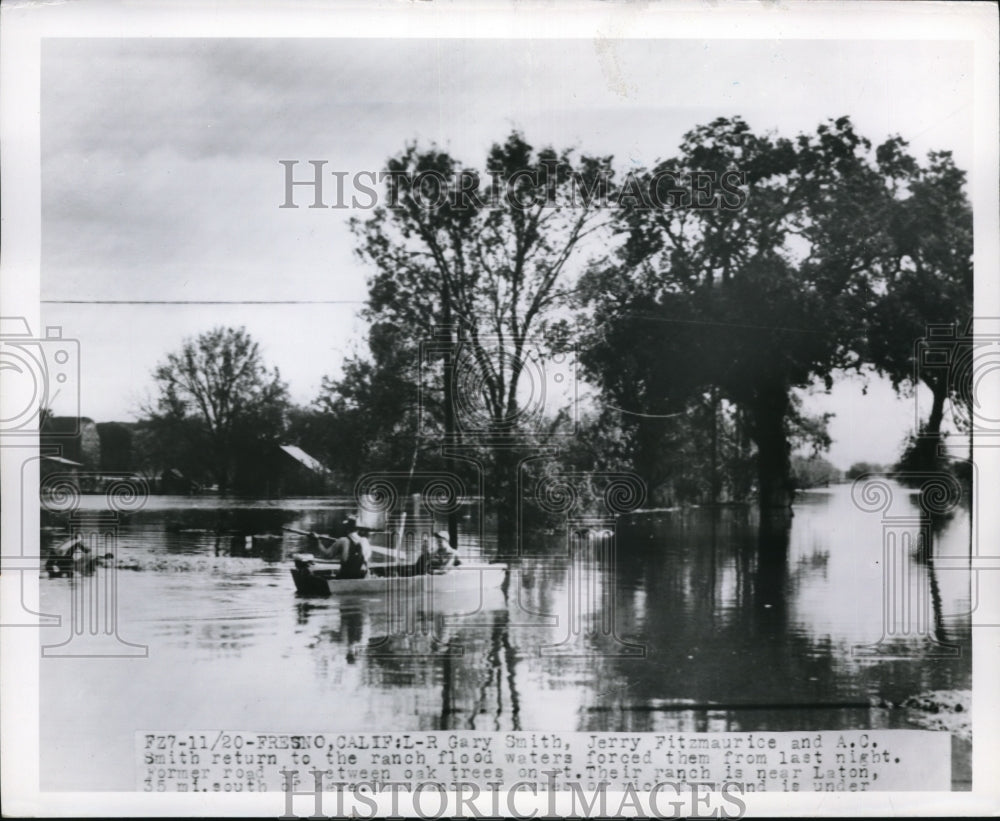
213, 458, 230, 495
748, 383, 794, 516
634, 417, 667, 505
440, 326, 460, 547
910, 381, 947, 473
492, 445, 520, 557
709, 390, 720, 504
926, 383, 947, 437
440, 298, 460, 548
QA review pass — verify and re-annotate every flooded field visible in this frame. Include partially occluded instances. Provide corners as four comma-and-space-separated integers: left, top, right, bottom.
39, 482, 972, 790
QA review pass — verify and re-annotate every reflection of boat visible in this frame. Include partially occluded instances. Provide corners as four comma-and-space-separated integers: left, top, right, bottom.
291, 553, 508, 597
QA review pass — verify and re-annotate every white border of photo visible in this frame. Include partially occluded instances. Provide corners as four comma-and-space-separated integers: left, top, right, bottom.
1, 0, 997, 816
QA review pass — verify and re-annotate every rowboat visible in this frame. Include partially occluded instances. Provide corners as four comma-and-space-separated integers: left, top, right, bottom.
290, 553, 508, 597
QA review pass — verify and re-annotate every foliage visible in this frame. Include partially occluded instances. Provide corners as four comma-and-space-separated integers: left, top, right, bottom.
297, 321, 481, 498
95, 422, 133, 472
866, 146, 973, 479
845, 461, 889, 480
352, 133, 616, 384
867, 147, 973, 437
125, 123, 970, 519
580, 116, 961, 515
790, 455, 841, 489
146, 327, 290, 492
348, 133, 617, 534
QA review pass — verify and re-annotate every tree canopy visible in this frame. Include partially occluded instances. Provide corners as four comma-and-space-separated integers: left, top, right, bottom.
579, 116, 970, 515
127, 119, 971, 526
148, 326, 289, 492
349, 132, 618, 535
352, 133, 616, 430
867, 146, 973, 456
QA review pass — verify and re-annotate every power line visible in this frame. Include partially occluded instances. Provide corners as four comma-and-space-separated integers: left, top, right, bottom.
41, 299, 362, 305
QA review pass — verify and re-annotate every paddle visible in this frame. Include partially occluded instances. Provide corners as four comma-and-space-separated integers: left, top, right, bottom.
281, 526, 407, 562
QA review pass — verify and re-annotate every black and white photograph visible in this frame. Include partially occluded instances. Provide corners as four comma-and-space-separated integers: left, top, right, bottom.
2, 1, 998, 817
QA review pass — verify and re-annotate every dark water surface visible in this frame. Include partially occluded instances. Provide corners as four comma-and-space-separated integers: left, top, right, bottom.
39, 483, 971, 790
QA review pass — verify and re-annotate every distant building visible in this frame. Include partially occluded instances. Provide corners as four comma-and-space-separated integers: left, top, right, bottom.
39, 454, 84, 486
159, 467, 200, 494
40, 416, 100, 468
274, 444, 333, 495
38, 419, 336, 497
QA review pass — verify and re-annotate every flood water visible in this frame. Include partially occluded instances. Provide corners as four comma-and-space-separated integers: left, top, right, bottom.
39, 482, 972, 791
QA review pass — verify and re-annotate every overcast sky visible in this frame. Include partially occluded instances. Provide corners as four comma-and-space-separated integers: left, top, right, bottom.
40, 36, 975, 469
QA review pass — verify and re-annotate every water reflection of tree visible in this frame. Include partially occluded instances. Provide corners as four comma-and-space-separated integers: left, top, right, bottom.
754, 513, 791, 629
431, 609, 522, 731
580, 505, 969, 730
923, 525, 950, 649
459, 611, 522, 731
306, 594, 522, 730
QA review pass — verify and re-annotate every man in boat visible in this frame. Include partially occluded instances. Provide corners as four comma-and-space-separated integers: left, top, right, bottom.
431, 530, 461, 569
416, 530, 461, 574
334, 516, 373, 580
393, 530, 460, 577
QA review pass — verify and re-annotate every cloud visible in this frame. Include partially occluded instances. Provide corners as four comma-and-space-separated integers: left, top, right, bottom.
39, 36, 975, 423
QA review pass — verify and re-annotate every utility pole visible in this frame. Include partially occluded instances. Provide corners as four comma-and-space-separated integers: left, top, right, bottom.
710, 388, 720, 505
439, 295, 460, 550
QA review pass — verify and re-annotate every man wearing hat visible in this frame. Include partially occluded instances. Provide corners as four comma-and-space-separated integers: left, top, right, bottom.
337, 515, 374, 579
395, 529, 462, 577
430, 530, 460, 569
